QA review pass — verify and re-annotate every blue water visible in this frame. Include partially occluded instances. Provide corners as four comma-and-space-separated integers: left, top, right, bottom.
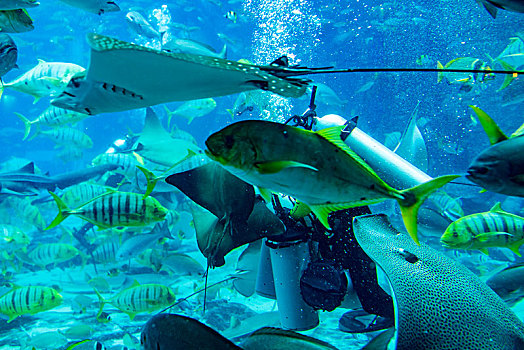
0, 0, 522, 348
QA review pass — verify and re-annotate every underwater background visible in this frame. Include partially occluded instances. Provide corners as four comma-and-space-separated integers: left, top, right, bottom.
0, 0, 522, 349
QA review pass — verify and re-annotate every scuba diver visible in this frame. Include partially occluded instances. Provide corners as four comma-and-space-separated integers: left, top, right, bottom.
261, 87, 394, 333
270, 194, 394, 333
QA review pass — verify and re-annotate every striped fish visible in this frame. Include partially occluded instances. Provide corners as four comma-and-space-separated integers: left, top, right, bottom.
0, 59, 85, 102
0, 224, 29, 248
14, 106, 90, 140
437, 57, 495, 92
62, 183, 109, 207
46, 190, 168, 230
429, 190, 464, 221
36, 127, 93, 149
94, 280, 176, 320
0, 285, 62, 323
9, 196, 46, 231
91, 152, 143, 175
92, 237, 120, 264
28, 243, 79, 268
441, 202, 524, 256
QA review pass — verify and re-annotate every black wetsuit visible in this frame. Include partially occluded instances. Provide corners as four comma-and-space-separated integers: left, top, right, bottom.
320, 207, 394, 319
273, 198, 393, 319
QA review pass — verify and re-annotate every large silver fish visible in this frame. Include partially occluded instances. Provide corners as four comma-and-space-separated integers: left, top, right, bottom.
57, 0, 119, 15
467, 106, 524, 197
0, 9, 33, 33
476, 0, 524, 18
51, 34, 315, 115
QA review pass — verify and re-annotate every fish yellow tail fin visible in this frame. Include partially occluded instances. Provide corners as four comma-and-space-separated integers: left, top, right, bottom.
45, 191, 72, 230
497, 60, 519, 91
14, 113, 32, 141
437, 61, 444, 83
93, 288, 107, 321
398, 175, 460, 245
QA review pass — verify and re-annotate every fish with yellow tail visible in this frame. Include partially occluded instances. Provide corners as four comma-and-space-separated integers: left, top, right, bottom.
94, 281, 176, 320
441, 202, 524, 256
205, 120, 459, 245
467, 105, 524, 197
0, 285, 62, 323
45, 190, 168, 230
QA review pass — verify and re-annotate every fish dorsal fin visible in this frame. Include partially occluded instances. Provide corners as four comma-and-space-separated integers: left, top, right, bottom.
511, 123, 524, 138
248, 327, 338, 350
469, 105, 507, 145
490, 202, 505, 213
270, 56, 289, 67
18, 162, 35, 174
315, 126, 381, 178
129, 280, 141, 289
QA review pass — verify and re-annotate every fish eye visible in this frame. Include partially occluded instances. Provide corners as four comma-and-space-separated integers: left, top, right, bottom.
476, 167, 489, 174
224, 135, 235, 149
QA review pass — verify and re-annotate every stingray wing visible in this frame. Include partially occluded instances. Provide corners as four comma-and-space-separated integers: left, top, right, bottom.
52, 33, 309, 115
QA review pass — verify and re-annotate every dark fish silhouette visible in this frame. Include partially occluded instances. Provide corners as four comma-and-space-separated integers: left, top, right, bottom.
141, 313, 241, 350
0, 34, 17, 79
166, 163, 285, 267
0, 162, 119, 196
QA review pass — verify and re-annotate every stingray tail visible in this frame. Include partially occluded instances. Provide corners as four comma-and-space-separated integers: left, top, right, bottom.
46, 191, 72, 230
398, 174, 459, 245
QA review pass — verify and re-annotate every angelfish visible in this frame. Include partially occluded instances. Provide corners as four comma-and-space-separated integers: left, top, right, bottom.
205, 120, 459, 245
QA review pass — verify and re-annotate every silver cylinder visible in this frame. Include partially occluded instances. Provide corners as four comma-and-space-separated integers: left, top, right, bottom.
267, 239, 319, 331
314, 114, 432, 189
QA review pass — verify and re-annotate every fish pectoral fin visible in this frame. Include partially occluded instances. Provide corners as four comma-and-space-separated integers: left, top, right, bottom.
257, 187, 273, 203
310, 203, 356, 229
254, 161, 318, 174
475, 232, 512, 242
290, 201, 312, 219
37, 76, 62, 87
509, 241, 524, 257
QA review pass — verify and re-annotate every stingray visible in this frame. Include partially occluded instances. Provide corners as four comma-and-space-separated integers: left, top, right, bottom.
134, 107, 202, 168
353, 214, 524, 349
51, 34, 313, 115
166, 163, 284, 267
190, 199, 284, 268
51, 33, 520, 116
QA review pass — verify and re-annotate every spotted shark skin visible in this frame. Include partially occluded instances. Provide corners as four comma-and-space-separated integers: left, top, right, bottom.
52, 33, 309, 115
353, 214, 524, 350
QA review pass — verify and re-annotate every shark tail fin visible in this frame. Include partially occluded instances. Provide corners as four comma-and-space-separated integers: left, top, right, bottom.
14, 112, 32, 141
398, 174, 460, 245
45, 191, 72, 230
